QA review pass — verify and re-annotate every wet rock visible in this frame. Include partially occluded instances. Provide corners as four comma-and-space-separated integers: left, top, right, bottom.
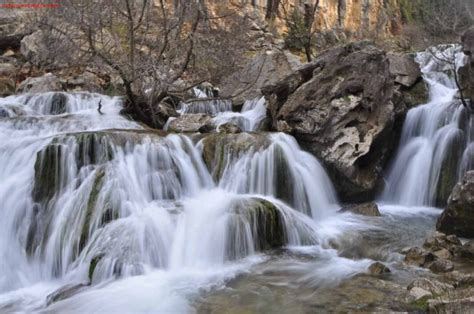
228, 197, 286, 258
166, 113, 213, 133
428, 259, 454, 273
404, 247, 435, 267
368, 262, 391, 275
201, 133, 270, 181
46, 283, 88, 305
399, 80, 429, 109
339, 202, 381, 216
388, 53, 422, 88
437, 171, 474, 238
17, 73, 62, 93
88, 254, 104, 282
217, 122, 241, 134
264, 42, 405, 202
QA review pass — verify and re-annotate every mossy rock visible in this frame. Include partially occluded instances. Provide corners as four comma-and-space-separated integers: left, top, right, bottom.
32, 143, 65, 204
88, 254, 104, 282
79, 169, 106, 252
227, 197, 286, 260
201, 133, 271, 181
435, 132, 464, 207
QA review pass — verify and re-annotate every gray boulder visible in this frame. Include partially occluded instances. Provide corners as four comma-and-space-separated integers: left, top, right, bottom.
388, 53, 422, 88
17, 73, 62, 93
264, 42, 405, 202
220, 49, 301, 106
20, 30, 47, 66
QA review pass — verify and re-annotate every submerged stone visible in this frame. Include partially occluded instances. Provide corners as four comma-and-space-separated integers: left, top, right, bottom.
339, 202, 381, 216
368, 262, 391, 275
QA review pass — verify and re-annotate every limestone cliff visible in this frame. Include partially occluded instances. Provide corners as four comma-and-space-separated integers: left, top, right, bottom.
159, 0, 402, 39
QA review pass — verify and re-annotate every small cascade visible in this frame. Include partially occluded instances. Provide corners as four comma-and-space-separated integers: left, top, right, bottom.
178, 99, 233, 114
202, 133, 339, 219
213, 97, 268, 132
381, 45, 473, 207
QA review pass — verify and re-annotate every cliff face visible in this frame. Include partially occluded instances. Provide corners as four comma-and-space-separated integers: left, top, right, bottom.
162, 0, 402, 39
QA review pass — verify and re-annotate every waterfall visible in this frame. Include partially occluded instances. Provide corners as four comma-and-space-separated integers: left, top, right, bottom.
381, 45, 473, 207
0, 91, 339, 311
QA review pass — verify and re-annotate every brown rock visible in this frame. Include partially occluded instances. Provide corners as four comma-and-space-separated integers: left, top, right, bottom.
368, 262, 391, 275
428, 259, 454, 273
404, 247, 435, 267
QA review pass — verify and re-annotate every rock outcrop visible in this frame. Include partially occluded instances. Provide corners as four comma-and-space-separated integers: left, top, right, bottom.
263, 42, 407, 201
459, 28, 474, 104
220, 49, 301, 106
437, 171, 474, 238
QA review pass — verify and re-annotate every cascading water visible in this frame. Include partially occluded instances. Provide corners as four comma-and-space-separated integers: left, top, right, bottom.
381, 45, 473, 207
0, 90, 343, 312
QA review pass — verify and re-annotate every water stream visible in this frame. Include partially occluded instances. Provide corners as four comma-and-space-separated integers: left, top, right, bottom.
0, 45, 471, 312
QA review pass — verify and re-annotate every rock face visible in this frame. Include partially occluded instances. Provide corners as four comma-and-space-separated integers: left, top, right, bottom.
460, 28, 474, 104
263, 42, 405, 201
220, 49, 301, 106
437, 171, 474, 238
388, 53, 422, 88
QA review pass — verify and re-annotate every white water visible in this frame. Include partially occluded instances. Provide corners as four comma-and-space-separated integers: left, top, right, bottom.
173, 91, 268, 132
381, 45, 473, 206
0, 91, 345, 312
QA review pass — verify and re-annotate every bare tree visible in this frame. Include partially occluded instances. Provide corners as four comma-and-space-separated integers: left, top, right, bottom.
428, 46, 469, 110
281, 0, 320, 62
31, 0, 254, 127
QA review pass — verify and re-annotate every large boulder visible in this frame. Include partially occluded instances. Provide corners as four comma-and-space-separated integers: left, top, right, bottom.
220, 49, 301, 106
17, 73, 62, 93
20, 30, 48, 66
387, 53, 422, 88
263, 42, 405, 202
437, 171, 474, 238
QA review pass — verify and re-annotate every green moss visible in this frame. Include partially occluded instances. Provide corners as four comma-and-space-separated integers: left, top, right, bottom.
32, 143, 64, 204
410, 296, 430, 311
248, 198, 286, 251
79, 170, 105, 251
435, 134, 464, 206
88, 254, 104, 282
